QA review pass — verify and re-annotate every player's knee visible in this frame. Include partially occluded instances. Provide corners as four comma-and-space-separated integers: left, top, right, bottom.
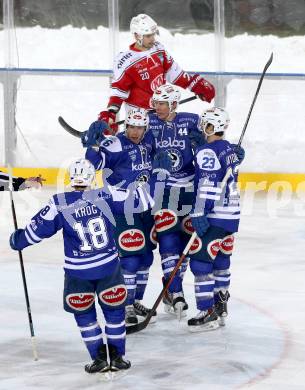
190, 259, 213, 276
140, 251, 154, 268
158, 232, 180, 254
74, 307, 97, 326
214, 254, 231, 270
120, 255, 141, 273
103, 307, 125, 323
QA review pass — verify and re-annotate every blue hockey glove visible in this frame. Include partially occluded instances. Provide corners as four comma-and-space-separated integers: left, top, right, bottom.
189, 130, 206, 149
81, 120, 109, 148
232, 144, 245, 163
152, 151, 172, 176
9, 229, 24, 250
191, 214, 210, 237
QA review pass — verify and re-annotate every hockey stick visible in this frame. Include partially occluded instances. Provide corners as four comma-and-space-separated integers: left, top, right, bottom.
126, 167, 233, 335
8, 166, 38, 361
238, 52, 273, 147
58, 95, 198, 139
126, 231, 198, 335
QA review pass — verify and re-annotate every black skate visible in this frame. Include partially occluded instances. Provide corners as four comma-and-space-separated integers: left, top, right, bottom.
133, 301, 157, 323
188, 308, 219, 332
108, 345, 131, 372
215, 290, 230, 326
125, 304, 138, 325
84, 344, 110, 374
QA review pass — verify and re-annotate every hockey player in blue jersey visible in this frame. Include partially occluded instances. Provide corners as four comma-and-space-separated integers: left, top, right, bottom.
83, 111, 158, 326
149, 84, 244, 320
187, 107, 240, 331
149, 84, 200, 318
9, 159, 132, 374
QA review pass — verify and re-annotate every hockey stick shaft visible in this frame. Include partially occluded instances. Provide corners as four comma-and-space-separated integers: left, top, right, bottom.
58, 95, 198, 139
238, 52, 273, 147
8, 166, 38, 361
126, 231, 198, 335
126, 168, 233, 335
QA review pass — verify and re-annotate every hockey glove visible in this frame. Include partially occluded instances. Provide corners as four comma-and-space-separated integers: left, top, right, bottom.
231, 144, 245, 163
9, 229, 24, 251
98, 110, 118, 135
152, 151, 172, 176
191, 214, 210, 237
81, 120, 109, 148
189, 74, 215, 103
189, 130, 206, 149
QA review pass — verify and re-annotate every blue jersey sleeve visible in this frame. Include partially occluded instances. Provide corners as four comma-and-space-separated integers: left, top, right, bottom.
86, 136, 123, 171
12, 196, 63, 250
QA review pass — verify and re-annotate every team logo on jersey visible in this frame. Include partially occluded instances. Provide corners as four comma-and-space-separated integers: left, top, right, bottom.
207, 239, 222, 260
154, 209, 178, 232
189, 237, 202, 255
168, 149, 183, 172
151, 74, 164, 91
119, 229, 145, 251
220, 235, 234, 255
150, 226, 158, 245
136, 171, 150, 185
99, 285, 127, 306
181, 216, 194, 234
66, 293, 95, 311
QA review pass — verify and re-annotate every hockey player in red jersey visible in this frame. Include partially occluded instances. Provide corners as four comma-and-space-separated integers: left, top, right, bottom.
96, 14, 215, 134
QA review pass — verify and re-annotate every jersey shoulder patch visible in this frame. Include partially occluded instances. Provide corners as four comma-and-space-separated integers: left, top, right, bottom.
100, 136, 123, 153
196, 147, 221, 171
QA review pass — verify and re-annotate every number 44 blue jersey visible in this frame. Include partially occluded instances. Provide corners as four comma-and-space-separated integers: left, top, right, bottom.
192, 139, 241, 233
13, 187, 150, 280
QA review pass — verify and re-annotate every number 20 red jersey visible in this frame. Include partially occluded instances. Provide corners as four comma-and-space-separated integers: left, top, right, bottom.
107, 41, 193, 111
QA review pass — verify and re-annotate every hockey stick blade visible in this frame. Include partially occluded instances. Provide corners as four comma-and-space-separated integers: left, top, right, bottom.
238, 52, 273, 146
58, 96, 198, 139
58, 116, 83, 139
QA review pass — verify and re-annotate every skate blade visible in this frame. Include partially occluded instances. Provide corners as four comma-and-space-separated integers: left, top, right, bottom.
174, 302, 187, 321
98, 370, 129, 381
188, 320, 220, 333
137, 315, 157, 325
218, 316, 226, 327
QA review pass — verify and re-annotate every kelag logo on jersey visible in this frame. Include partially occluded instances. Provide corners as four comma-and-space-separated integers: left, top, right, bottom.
132, 161, 152, 171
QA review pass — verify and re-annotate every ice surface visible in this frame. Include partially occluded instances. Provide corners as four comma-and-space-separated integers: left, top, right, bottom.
0, 189, 304, 389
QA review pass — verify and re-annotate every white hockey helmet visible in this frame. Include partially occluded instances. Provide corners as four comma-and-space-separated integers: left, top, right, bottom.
152, 83, 181, 112
200, 107, 230, 136
125, 109, 148, 128
130, 14, 158, 36
69, 158, 95, 188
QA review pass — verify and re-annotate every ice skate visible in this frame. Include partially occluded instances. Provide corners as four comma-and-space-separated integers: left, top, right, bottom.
133, 300, 157, 323
107, 344, 131, 379
125, 304, 138, 326
215, 290, 230, 326
84, 344, 110, 374
188, 308, 219, 332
